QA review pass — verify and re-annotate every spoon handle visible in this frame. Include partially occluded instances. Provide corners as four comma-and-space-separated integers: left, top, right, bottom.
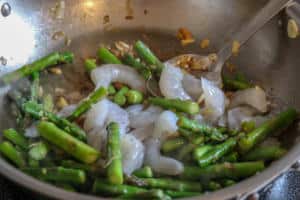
214, 0, 293, 73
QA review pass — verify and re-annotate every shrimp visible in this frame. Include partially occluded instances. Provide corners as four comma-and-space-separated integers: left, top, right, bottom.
90, 64, 146, 92
227, 107, 256, 130
121, 134, 145, 175
128, 124, 154, 141
126, 105, 163, 129
84, 99, 129, 150
144, 111, 183, 175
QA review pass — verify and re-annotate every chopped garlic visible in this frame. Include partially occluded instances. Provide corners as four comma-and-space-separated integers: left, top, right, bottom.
49, 67, 62, 75
287, 19, 299, 39
56, 97, 68, 109
200, 39, 210, 49
232, 40, 240, 56
177, 28, 195, 46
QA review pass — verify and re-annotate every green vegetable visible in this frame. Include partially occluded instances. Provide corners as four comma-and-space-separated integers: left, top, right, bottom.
3, 128, 29, 150
28, 142, 49, 161
23, 101, 87, 141
223, 75, 252, 91
241, 121, 256, 133
220, 179, 236, 187
122, 54, 152, 80
149, 97, 200, 115
181, 161, 265, 181
126, 90, 144, 105
119, 189, 169, 200
193, 145, 213, 161
220, 152, 239, 163
108, 85, 117, 95
23, 167, 86, 185
30, 72, 40, 102
85, 58, 97, 72
178, 116, 225, 141
113, 87, 129, 106
178, 128, 205, 145
98, 47, 122, 64
242, 146, 287, 162
43, 94, 54, 112
132, 166, 153, 178
202, 181, 222, 191
67, 87, 107, 121
196, 138, 237, 167
161, 137, 186, 153
106, 122, 123, 185
37, 121, 100, 164
238, 108, 298, 153
164, 190, 200, 198
134, 40, 164, 74
2, 52, 74, 84
0, 141, 26, 167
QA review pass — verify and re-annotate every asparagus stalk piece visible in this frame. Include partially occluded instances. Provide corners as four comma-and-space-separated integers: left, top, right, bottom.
177, 143, 195, 161
30, 72, 40, 102
195, 138, 237, 167
28, 158, 39, 167
181, 161, 265, 181
23, 101, 87, 141
193, 145, 213, 161
238, 108, 298, 153
67, 87, 107, 121
161, 137, 186, 153
113, 87, 129, 106
125, 90, 144, 105
106, 122, 123, 185
108, 85, 117, 95
149, 97, 200, 115
220, 152, 239, 163
202, 181, 222, 191
178, 116, 226, 141
98, 47, 122, 64
131, 178, 202, 192
61, 160, 104, 175
3, 128, 29, 150
28, 142, 49, 161
164, 190, 200, 198
122, 54, 152, 80
223, 75, 252, 91
93, 180, 147, 196
119, 189, 170, 200
43, 94, 54, 112
37, 121, 100, 164
134, 40, 164, 74
85, 58, 97, 72
0, 141, 26, 167
242, 146, 287, 162
2, 52, 74, 84
178, 128, 205, 145
220, 179, 236, 187
132, 166, 153, 178
22, 167, 86, 184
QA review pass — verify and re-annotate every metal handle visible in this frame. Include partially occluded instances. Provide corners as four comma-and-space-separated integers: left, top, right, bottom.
214, 0, 293, 73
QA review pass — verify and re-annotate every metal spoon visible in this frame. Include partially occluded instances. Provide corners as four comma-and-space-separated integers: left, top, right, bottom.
147, 0, 293, 96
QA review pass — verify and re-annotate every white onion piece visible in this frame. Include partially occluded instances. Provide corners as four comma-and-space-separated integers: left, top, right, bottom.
121, 134, 145, 175
144, 138, 183, 175
153, 111, 178, 141
230, 87, 268, 113
201, 78, 226, 122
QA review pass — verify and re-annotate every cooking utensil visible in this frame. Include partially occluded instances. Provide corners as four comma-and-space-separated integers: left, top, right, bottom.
0, 0, 300, 200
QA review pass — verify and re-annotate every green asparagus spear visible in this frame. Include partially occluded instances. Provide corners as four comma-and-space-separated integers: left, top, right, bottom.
132, 166, 153, 178
242, 146, 287, 162
30, 72, 40, 102
113, 87, 129, 106
238, 108, 298, 153
85, 58, 97, 72
178, 128, 205, 145
23, 101, 87, 141
149, 97, 200, 115
22, 167, 86, 184
37, 121, 100, 164
28, 142, 49, 161
202, 181, 222, 191
220, 152, 239, 163
126, 90, 144, 105
177, 143, 195, 161
134, 40, 164, 74
181, 161, 265, 181
28, 158, 39, 167
122, 54, 152, 80
67, 87, 107, 121
220, 179, 236, 187
193, 145, 213, 161
98, 47, 122, 64
131, 178, 202, 192
61, 160, 104, 175
0, 141, 26, 167
178, 116, 225, 141
119, 189, 170, 200
3, 128, 29, 150
93, 180, 147, 196
161, 137, 186, 153
106, 122, 123, 185
108, 85, 117, 95
43, 94, 54, 112
164, 190, 200, 198
241, 120, 256, 133
196, 138, 237, 167
223, 75, 252, 91
2, 52, 74, 84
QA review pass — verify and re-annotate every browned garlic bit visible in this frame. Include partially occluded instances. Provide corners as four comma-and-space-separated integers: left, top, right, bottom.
56, 96, 68, 109
114, 41, 134, 56
232, 40, 240, 56
208, 53, 217, 63
175, 55, 212, 71
200, 39, 210, 49
177, 28, 195, 46
287, 19, 299, 39
49, 67, 62, 75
